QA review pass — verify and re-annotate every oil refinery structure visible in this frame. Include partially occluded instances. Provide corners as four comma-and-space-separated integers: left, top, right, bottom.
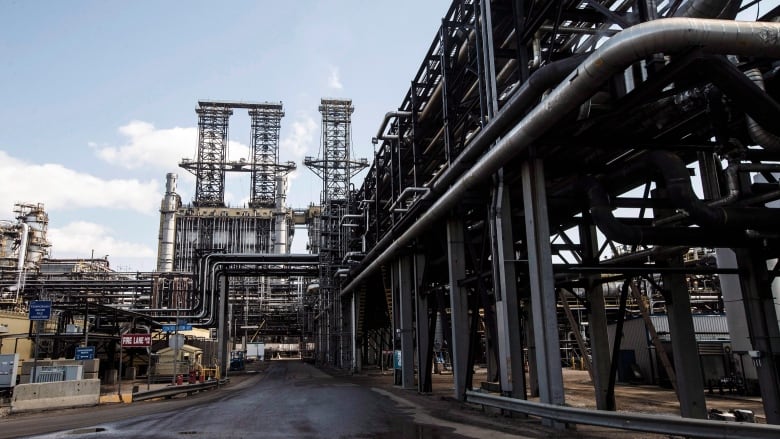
3, 0, 780, 432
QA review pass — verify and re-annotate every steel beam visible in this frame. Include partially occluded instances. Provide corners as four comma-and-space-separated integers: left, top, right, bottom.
447, 217, 470, 400
398, 255, 416, 389
490, 173, 525, 398
662, 253, 707, 419
735, 248, 780, 424
579, 221, 612, 410
414, 253, 432, 393
522, 158, 565, 424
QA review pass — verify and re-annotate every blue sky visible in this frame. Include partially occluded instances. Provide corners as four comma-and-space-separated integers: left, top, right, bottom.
0, 0, 449, 271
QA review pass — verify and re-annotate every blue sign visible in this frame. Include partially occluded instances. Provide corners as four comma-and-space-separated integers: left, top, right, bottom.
162, 324, 192, 332
75, 346, 95, 360
29, 301, 52, 321
394, 350, 402, 370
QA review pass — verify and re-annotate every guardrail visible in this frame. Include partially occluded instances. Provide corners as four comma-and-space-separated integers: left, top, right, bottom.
132, 379, 225, 402
465, 390, 780, 439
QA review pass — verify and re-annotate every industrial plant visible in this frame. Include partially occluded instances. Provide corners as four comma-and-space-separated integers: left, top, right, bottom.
3, 1, 780, 436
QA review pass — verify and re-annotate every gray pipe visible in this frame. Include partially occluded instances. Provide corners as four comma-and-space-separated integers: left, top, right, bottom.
745, 68, 780, 151
674, 0, 735, 19
340, 18, 780, 297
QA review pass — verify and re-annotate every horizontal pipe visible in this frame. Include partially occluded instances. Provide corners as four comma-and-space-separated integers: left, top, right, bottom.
340, 18, 780, 297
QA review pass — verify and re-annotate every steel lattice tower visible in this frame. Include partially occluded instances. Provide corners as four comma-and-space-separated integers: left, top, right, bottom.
193, 105, 233, 207
249, 104, 285, 208
305, 98, 368, 366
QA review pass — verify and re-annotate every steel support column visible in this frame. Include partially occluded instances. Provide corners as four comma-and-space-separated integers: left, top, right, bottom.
351, 291, 358, 373
521, 158, 565, 420
414, 253, 433, 393
735, 248, 780, 424
398, 255, 416, 389
217, 274, 229, 376
447, 217, 470, 400
580, 221, 613, 410
663, 254, 708, 418
655, 177, 707, 419
490, 173, 525, 398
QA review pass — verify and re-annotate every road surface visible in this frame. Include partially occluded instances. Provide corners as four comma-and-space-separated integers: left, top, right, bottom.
5, 360, 530, 439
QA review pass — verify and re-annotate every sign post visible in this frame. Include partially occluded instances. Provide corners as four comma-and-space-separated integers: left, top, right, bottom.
29, 301, 51, 384
120, 334, 151, 400
74, 346, 95, 360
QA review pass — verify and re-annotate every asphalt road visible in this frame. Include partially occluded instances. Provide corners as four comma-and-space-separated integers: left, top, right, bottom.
4, 361, 531, 439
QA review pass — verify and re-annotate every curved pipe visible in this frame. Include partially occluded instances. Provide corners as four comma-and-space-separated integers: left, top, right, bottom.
375, 111, 412, 142
645, 151, 780, 228
674, 0, 736, 19
430, 54, 587, 195
340, 18, 780, 298
745, 68, 780, 151
194, 253, 320, 327
585, 176, 748, 247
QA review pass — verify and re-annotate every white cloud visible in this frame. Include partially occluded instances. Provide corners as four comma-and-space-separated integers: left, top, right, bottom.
0, 150, 160, 214
48, 221, 156, 259
95, 119, 251, 171
94, 120, 197, 170
281, 115, 317, 162
328, 65, 343, 89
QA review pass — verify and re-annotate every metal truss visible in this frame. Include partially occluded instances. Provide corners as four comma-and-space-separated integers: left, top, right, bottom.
340, 0, 780, 430
249, 104, 285, 208
192, 105, 232, 207
303, 98, 368, 368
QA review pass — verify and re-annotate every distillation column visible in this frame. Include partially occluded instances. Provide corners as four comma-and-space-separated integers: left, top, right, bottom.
157, 173, 180, 272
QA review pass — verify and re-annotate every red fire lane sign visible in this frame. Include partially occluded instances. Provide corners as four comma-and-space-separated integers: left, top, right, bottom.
121, 333, 151, 347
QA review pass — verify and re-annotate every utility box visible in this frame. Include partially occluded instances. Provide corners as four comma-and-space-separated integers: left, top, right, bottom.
246, 343, 265, 361
0, 353, 19, 388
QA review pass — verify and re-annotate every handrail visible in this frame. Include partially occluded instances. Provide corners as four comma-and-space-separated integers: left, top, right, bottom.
131, 380, 223, 402
466, 390, 780, 439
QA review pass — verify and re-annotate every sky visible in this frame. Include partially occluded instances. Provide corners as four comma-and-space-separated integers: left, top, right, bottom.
0, 0, 450, 271
0, 1, 775, 273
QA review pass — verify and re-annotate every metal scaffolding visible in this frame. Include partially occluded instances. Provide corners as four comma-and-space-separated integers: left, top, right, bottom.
304, 98, 368, 368
336, 0, 780, 429
249, 104, 285, 208
193, 105, 232, 207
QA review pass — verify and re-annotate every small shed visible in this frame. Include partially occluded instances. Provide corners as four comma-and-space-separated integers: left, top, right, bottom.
152, 344, 202, 377
608, 314, 731, 386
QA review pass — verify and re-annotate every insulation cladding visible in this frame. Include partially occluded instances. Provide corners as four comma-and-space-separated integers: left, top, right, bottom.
172, 207, 275, 273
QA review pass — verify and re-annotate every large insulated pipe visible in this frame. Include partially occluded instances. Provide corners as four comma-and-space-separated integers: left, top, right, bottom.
674, 0, 737, 19
14, 222, 29, 301
584, 176, 749, 247
156, 173, 179, 272
745, 68, 780, 151
431, 54, 586, 195
644, 151, 780, 228
340, 18, 780, 297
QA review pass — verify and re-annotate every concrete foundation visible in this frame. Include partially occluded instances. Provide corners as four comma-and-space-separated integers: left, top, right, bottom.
11, 379, 101, 413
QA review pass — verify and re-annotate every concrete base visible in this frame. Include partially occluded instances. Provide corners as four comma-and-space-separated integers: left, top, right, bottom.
11, 379, 101, 413
99, 392, 133, 404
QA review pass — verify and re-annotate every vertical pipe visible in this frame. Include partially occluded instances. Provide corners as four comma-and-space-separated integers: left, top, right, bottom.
15, 223, 28, 302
